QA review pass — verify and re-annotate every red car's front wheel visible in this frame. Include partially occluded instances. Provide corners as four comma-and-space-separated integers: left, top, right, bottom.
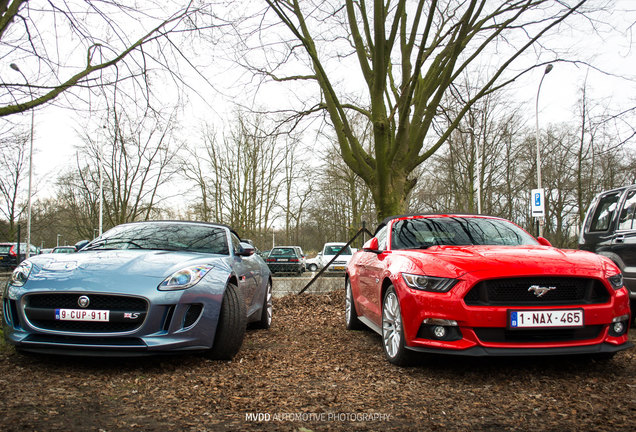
382, 286, 414, 366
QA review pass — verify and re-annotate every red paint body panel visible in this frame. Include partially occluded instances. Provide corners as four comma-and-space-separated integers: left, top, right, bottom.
347, 215, 632, 356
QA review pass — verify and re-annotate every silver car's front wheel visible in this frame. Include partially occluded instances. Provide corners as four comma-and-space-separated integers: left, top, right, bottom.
254, 280, 272, 329
382, 287, 414, 366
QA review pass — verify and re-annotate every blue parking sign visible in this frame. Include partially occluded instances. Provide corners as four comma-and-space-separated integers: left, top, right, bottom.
531, 188, 545, 217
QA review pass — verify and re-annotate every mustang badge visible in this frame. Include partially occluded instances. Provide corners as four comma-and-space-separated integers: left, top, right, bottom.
528, 285, 556, 297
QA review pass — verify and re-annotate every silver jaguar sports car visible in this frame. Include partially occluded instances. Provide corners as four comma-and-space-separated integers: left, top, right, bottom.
2, 221, 272, 358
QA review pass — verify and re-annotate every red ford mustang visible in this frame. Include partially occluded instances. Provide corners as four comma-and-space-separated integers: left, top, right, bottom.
345, 214, 632, 365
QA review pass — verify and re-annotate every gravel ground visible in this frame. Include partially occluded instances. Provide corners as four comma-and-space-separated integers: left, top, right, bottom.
0, 290, 634, 431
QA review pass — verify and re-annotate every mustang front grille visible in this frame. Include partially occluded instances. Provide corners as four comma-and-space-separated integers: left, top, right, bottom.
24, 293, 147, 333
464, 277, 610, 306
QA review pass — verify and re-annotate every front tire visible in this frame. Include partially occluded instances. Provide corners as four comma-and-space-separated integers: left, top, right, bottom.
206, 282, 247, 360
345, 279, 364, 330
308, 263, 317, 272
382, 286, 414, 366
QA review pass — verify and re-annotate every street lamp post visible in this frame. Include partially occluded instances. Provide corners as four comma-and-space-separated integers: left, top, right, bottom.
535, 63, 553, 237
10, 63, 34, 258
468, 126, 481, 214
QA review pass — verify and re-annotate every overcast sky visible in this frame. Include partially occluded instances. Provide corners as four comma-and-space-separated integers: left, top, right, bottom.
15, 1, 636, 201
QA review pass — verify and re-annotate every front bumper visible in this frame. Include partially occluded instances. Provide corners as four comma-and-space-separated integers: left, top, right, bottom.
2, 285, 225, 356
406, 341, 633, 357
395, 276, 633, 355
267, 263, 303, 273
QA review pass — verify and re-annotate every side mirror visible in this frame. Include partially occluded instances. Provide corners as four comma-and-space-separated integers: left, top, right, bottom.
237, 242, 255, 256
537, 237, 552, 247
363, 237, 380, 253
74, 240, 90, 251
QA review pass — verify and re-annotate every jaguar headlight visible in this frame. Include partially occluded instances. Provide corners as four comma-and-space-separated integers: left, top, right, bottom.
10, 261, 32, 287
402, 273, 458, 293
608, 273, 623, 290
158, 265, 213, 291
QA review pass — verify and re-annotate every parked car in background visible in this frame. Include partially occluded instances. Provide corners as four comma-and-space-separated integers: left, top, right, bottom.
265, 246, 304, 275
319, 242, 353, 273
0, 243, 39, 269
579, 184, 636, 323
346, 214, 632, 366
52, 246, 76, 254
2, 220, 272, 359
306, 252, 322, 272
292, 246, 306, 271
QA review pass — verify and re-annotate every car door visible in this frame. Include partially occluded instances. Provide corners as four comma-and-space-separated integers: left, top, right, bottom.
230, 233, 260, 315
357, 226, 389, 325
581, 190, 622, 255
613, 188, 636, 287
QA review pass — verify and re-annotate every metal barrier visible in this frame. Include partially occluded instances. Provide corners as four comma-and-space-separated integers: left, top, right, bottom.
298, 222, 373, 295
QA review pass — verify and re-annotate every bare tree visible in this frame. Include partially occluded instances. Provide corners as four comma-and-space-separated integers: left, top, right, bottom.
245, 0, 592, 221
184, 112, 285, 245
56, 102, 182, 234
0, 1, 211, 117
0, 124, 29, 238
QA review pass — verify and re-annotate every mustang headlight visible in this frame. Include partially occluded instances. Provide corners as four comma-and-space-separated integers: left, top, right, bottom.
402, 273, 458, 293
608, 273, 624, 290
158, 265, 213, 291
10, 261, 32, 287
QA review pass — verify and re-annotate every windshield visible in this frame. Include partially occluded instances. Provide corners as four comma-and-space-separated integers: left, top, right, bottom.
270, 248, 298, 258
83, 222, 230, 254
324, 245, 352, 255
391, 217, 537, 250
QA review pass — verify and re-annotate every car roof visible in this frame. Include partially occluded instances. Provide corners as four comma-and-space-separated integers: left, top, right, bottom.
374, 213, 501, 235
595, 184, 636, 196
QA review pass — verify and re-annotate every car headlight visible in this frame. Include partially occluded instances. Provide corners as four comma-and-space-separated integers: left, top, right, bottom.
608, 273, 624, 290
402, 273, 458, 293
158, 265, 213, 291
10, 261, 32, 287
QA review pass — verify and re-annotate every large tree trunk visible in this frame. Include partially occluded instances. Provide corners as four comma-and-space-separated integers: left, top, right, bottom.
369, 166, 417, 222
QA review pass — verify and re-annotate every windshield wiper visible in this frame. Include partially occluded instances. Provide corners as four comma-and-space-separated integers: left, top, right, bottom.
82, 239, 144, 250
82, 239, 107, 250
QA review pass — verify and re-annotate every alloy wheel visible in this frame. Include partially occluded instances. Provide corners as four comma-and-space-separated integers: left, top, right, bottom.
382, 291, 402, 359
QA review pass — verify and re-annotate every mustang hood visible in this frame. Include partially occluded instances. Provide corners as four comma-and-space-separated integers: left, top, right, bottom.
401, 245, 612, 279
23, 250, 228, 293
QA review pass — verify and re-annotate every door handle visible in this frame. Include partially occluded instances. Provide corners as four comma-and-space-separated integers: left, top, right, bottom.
615, 235, 625, 243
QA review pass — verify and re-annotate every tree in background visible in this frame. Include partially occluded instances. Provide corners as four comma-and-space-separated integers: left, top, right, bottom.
409, 82, 636, 247
183, 112, 286, 247
253, 0, 590, 222
0, 0, 206, 116
0, 124, 30, 239
54, 102, 182, 238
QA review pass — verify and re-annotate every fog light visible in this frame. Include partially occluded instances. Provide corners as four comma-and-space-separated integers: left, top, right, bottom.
609, 315, 629, 337
612, 322, 625, 334
433, 326, 447, 339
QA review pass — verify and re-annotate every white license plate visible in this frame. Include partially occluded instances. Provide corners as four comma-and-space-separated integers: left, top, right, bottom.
55, 309, 110, 322
509, 309, 583, 329
277, 259, 289, 262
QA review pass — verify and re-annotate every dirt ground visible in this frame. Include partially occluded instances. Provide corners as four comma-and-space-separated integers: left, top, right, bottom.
0, 290, 634, 431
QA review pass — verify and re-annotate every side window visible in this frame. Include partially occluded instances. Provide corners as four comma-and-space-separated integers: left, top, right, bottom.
590, 192, 620, 232
375, 226, 388, 250
618, 190, 636, 231
230, 233, 242, 254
